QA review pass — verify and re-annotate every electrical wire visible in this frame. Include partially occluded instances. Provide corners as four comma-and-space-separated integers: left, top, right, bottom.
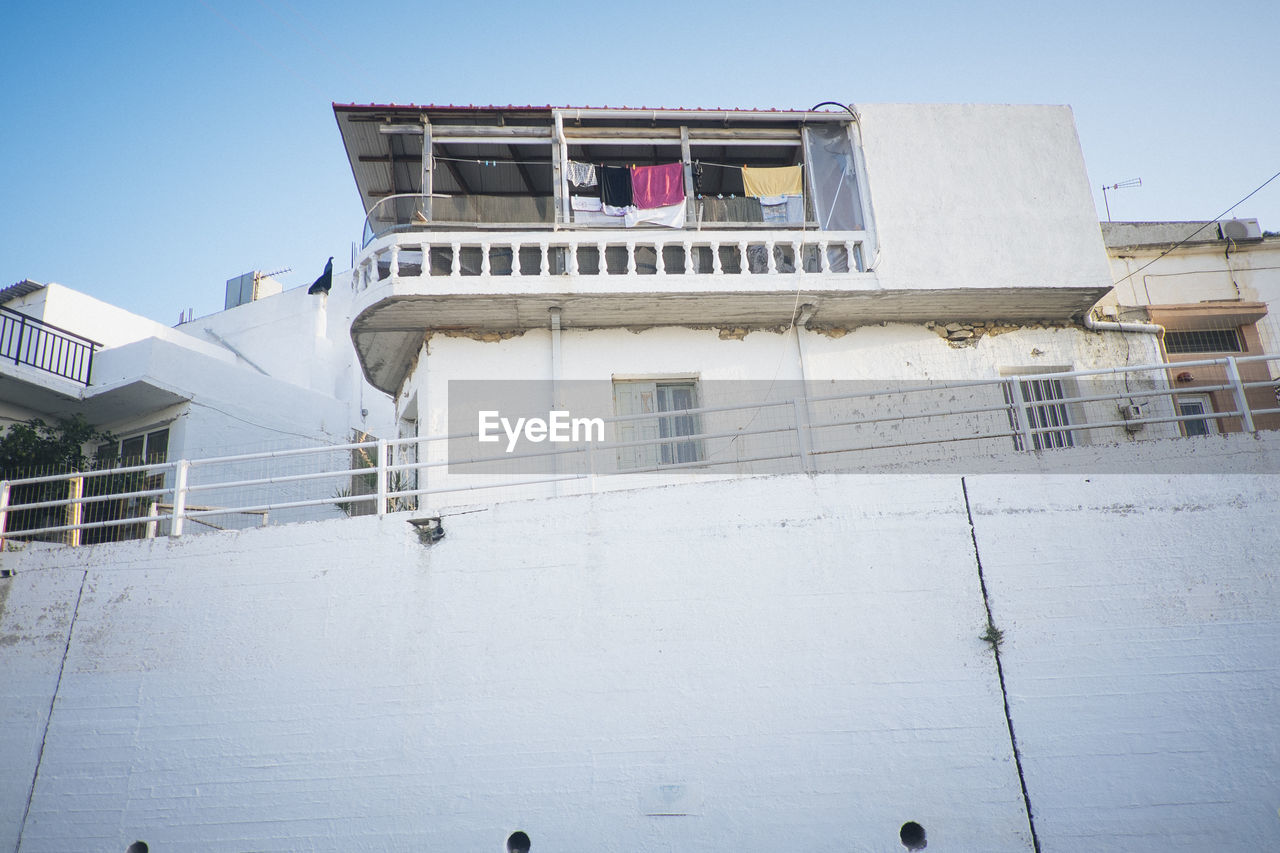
1109, 168, 1280, 291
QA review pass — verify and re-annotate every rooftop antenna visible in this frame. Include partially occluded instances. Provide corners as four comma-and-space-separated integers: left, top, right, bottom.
1102, 177, 1142, 222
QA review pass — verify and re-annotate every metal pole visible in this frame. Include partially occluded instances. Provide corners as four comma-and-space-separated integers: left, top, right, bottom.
67, 475, 83, 547
1225, 356, 1256, 432
170, 460, 190, 537
376, 438, 389, 516
0, 480, 9, 551
1008, 379, 1036, 451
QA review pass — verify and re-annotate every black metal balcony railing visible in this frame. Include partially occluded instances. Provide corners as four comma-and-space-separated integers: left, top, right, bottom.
0, 306, 100, 385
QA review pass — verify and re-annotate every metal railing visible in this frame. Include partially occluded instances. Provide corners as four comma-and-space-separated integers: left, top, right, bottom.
361, 193, 824, 249
0, 306, 100, 385
2, 356, 1277, 547
354, 228, 864, 292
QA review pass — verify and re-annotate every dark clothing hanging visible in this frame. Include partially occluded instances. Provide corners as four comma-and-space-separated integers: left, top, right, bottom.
700, 196, 764, 223
599, 165, 634, 208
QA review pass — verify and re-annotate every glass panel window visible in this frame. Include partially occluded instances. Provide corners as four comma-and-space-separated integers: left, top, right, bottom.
1176, 395, 1215, 437
614, 379, 703, 469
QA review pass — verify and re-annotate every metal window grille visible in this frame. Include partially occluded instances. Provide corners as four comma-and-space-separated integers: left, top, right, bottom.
1003, 378, 1075, 451
1164, 329, 1243, 354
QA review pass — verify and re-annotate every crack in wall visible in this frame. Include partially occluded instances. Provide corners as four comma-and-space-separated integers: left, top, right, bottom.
961, 477, 1042, 853
14, 569, 87, 853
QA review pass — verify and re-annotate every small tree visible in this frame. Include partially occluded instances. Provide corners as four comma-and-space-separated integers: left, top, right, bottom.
1, 415, 115, 541
0, 415, 114, 479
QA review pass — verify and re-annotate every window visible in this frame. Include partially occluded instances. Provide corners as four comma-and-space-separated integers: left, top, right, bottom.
613, 379, 703, 469
86, 427, 170, 545
99, 428, 169, 466
1163, 328, 1243, 354
1002, 377, 1075, 451
1175, 394, 1216, 437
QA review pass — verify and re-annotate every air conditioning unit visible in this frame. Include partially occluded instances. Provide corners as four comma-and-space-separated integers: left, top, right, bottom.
1218, 218, 1263, 242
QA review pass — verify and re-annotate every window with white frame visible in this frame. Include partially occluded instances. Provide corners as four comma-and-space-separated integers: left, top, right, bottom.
613, 379, 702, 469
1174, 393, 1216, 437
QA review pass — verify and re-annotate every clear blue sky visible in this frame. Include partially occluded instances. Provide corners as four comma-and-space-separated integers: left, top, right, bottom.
2, 0, 1277, 325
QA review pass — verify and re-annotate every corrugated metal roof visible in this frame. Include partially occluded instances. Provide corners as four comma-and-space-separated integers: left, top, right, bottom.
332, 103, 849, 216
333, 102, 817, 113
0, 278, 45, 306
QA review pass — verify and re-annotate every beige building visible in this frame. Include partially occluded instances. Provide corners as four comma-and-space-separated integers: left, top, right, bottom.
1100, 219, 1280, 433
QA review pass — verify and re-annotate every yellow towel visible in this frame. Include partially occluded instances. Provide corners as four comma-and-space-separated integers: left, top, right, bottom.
741, 165, 803, 198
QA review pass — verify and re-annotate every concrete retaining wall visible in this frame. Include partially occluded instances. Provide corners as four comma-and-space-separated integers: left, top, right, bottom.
1, 465, 1277, 852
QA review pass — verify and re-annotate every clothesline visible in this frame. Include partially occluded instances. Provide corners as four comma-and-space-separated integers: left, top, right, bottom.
429, 154, 804, 172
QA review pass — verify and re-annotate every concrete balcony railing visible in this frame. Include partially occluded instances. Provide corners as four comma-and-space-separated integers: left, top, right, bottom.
352, 227, 866, 293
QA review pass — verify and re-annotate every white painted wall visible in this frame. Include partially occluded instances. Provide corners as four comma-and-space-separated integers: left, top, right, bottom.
2, 461, 1277, 852
969, 473, 1280, 852
195, 271, 394, 438
856, 104, 1112, 293
401, 322, 1172, 507
7, 284, 230, 358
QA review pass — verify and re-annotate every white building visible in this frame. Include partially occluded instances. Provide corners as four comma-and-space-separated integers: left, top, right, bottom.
1, 102, 1278, 853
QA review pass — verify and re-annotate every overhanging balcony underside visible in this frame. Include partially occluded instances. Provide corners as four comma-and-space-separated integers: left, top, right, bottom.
351, 285, 1108, 395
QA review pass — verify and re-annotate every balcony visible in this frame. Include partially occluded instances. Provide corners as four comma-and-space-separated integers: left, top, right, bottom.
0, 305, 99, 386
350, 222, 872, 395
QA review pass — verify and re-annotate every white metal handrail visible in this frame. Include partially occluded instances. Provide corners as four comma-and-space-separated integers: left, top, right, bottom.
2, 355, 1277, 546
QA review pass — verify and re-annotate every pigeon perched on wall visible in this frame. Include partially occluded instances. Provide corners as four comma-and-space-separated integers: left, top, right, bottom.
308, 257, 333, 295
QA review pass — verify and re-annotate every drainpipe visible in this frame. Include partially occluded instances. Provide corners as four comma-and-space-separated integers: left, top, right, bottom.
794, 303, 817, 388
1082, 310, 1163, 336
793, 304, 817, 473
549, 307, 563, 392
549, 307, 563, 494
1083, 310, 1167, 418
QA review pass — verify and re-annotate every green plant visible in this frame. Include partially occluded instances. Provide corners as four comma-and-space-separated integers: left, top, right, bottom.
0, 415, 114, 478
334, 432, 416, 515
980, 621, 1005, 650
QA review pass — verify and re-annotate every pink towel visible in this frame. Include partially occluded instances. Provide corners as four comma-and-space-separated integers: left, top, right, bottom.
630, 163, 684, 209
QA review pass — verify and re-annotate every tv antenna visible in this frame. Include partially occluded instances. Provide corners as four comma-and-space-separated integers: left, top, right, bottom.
1102, 177, 1142, 222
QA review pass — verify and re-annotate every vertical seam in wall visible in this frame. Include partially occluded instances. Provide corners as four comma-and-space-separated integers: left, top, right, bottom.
14, 569, 87, 853
961, 477, 1042, 853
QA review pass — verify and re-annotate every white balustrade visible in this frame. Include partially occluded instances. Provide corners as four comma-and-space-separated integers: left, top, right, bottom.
352, 230, 866, 289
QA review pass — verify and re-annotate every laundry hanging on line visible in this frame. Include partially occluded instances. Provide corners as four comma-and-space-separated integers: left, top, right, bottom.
741, 165, 803, 198
630, 163, 684, 209
599, 165, 634, 209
